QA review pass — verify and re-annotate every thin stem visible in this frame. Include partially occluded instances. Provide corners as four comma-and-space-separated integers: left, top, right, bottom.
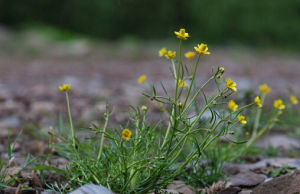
65, 92, 76, 148
97, 107, 110, 161
245, 111, 277, 150
171, 60, 177, 80
253, 94, 266, 136
179, 76, 215, 118
161, 40, 182, 150
183, 54, 201, 108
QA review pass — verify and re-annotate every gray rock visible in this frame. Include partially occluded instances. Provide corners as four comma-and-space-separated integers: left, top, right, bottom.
31, 101, 55, 115
252, 170, 300, 194
167, 180, 195, 194
0, 116, 20, 129
254, 134, 300, 149
219, 187, 241, 194
0, 187, 36, 194
227, 171, 265, 187
224, 158, 300, 175
70, 184, 114, 194
238, 190, 252, 194
153, 189, 179, 194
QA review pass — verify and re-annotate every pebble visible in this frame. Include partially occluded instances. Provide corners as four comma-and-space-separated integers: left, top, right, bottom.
70, 184, 114, 194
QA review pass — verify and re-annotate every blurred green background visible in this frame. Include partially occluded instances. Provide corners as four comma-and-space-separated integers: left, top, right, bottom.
1, 0, 300, 49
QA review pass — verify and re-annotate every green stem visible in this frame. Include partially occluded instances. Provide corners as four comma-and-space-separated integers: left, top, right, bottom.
65, 92, 76, 148
97, 107, 109, 161
183, 54, 201, 108
161, 40, 182, 150
168, 90, 225, 159
130, 112, 141, 188
179, 76, 215, 118
245, 111, 277, 151
253, 94, 266, 136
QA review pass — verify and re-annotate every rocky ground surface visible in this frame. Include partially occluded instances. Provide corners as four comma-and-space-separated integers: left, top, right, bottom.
0, 26, 300, 193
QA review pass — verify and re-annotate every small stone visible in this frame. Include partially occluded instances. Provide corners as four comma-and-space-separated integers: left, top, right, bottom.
224, 158, 300, 175
252, 170, 300, 194
153, 189, 179, 194
31, 101, 55, 115
26, 140, 48, 155
26, 172, 43, 188
238, 190, 252, 194
254, 134, 300, 149
167, 180, 195, 194
218, 187, 241, 194
70, 184, 114, 194
227, 171, 265, 187
0, 187, 36, 194
0, 116, 20, 129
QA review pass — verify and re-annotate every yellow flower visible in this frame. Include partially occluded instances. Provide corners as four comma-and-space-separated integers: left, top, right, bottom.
164, 50, 176, 60
59, 84, 72, 92
184, 51, 196, 60
194, 43, 210, 55
259, 84, 271, 94
159, 48, 167, 57
226, 78, 237, 92
254, 96, 262, 108
273, 99, 285, 110
122, 129, 132, 140
178, 79, 188, 88
228, 100, 238, 111
174, 28, 189, 40
237, 114, 247, 125
141, 105, 148, 111
138, 75, 147, 83
290, 96, 298, 105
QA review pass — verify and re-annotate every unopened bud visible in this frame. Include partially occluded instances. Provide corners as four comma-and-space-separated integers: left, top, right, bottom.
177, 102, 183, 107
141, 105, 148, 111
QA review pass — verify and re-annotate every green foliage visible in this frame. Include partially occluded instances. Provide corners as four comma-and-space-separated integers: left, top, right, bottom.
1, 0, 300, 48
42, 28, 295, 192
48, 31, 256, 193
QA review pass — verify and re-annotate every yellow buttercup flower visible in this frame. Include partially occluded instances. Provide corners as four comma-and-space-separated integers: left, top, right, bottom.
254, 96, 262, 108
290, 96, 298, 105
259, 84, 271, 94
226, 78, 237, 92
228, 100, 238, 111
141, 105, 148, 111
159, 48, 167, 57
184, 51, 196, 60
174, 28, 189, 40
122, 129, 132, 140
237, 114, 247, 125
59, 84, 72, 92
138, 75, 147, 83
273, 99, 285, 110
164, 50, 176, 60
194, 43, 210, 55
178, 79, 188, 88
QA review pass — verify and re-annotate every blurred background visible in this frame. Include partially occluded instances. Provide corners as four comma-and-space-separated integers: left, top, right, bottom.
1, 0, 300, 48
0, 0, 299, 133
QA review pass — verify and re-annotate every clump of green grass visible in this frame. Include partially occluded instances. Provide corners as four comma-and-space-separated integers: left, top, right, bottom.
44, 28, 298, 193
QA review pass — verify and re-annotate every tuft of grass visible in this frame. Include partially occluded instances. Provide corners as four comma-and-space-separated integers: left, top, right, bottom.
40, 28, 298, 193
